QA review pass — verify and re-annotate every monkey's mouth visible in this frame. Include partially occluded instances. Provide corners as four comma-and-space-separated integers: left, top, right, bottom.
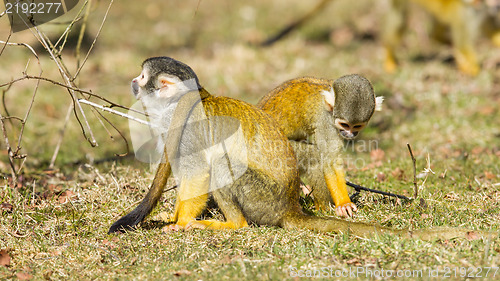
339, 130, 358, 140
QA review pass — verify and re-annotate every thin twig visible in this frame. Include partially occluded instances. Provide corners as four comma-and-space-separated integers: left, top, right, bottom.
75, 0, 92, 72
346, 181, 410, 201
31, 24, 98, 146
53, 1, 88, 51
49, 103, 74, 168
0, 75, 144, 114
0, 37, 41, 179
78, 99, 152, 126
0, 111, 17, 181
91, 111, 130, 157
0, 30, 13, 56
0, 40, 39, 60
73, 0, 113, 80
17, 68, 43, 150
407, 143, 418, 198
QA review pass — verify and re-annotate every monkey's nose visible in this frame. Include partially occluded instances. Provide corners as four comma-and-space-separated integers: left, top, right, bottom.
340, 130, 355, 139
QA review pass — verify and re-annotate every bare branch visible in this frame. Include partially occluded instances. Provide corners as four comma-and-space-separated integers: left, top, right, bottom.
0, 40, 39, 60
406, 143, 418, 198
49, 102, 74, 169
75, 0, 92, 71
31, 23, 98, 146
73, 0, 114, 80
1, 74, 144, 117
0, 111, 17, 180
78, 99, 152, 126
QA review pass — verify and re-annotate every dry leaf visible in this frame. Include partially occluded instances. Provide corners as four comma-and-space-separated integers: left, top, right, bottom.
466, 231, 480, 240
1, 203, 13, 212
391, 167, 405, 180
173, 269, 191, 276
58, 190, 76, 204
370, 148, 385, 162
50, 249, 62, 257
346, 258, 361, 266
0, 249, 11, 267
478, 106, 495, 115
485, 171, 496, 180
16, 272, 33, 280
376, 172, 386, 182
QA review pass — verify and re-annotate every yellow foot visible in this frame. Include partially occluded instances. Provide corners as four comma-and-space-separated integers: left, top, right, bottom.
384, 49, 398, 73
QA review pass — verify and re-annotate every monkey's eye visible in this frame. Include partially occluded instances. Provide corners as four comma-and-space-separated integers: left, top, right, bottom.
353, 125, 362, 129
340, 122, 350, 129
141, 74, 144, 79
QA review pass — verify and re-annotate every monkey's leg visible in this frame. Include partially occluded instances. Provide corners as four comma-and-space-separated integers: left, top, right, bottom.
291, 141, 332, 211
296, 155, 333, 211
186, 188, 249, 230
382, 0, 408, 73
168, 174, 210, 229
291, 141, 356, 217
450, 6, 479, 76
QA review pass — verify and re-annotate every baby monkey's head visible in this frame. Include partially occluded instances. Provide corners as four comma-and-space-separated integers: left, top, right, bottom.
322, 74, 383, 140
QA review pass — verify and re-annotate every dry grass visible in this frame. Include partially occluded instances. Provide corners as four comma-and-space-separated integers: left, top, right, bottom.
1, 0, 500, 280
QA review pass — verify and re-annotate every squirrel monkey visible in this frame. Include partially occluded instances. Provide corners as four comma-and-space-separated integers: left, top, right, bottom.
108, 57, 490, 242
383, 0, 500, 76
258, 76, 382, 217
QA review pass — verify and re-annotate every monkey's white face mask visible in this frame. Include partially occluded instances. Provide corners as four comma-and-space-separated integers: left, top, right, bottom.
131, 69, 196, 101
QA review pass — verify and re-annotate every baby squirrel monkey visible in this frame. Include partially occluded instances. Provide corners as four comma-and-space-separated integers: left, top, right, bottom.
258, 76, 382, 217
383, 0, 500, 76
108, 56, 490, 242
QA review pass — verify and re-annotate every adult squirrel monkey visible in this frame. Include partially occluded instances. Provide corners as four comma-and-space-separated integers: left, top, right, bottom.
108, 57, 490, 242
258, 75, 382, 217
383, 0, 500, 76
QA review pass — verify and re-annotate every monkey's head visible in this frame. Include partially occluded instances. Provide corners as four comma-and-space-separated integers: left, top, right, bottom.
131, 56, 202, 100
321, 74, 383, 140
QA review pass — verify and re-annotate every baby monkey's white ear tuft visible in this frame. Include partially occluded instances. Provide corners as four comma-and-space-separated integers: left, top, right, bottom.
375, 96, 384, 111
321, 88, 335, 112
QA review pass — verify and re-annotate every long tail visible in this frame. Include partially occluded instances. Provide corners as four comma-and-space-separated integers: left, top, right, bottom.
109, 91, 202, 234
108, 162, 171, 233
282, 211, 495, 241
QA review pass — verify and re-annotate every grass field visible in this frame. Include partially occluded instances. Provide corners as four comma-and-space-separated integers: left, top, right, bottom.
1, 0, 500, 280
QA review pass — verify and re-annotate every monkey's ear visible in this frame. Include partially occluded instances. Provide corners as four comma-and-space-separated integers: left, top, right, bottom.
321, 88, 335, 112
375, 96, 384, 111
158, 75, 175, 89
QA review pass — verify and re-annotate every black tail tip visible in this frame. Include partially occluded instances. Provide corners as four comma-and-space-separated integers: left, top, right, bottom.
108, 217, 140, 234
108, 223, 135, 234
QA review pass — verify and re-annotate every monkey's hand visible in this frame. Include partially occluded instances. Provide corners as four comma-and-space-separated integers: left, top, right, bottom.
335, 202, 357, 217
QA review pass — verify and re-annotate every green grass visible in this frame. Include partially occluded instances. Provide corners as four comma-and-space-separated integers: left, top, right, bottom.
1, 0, 500, 280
